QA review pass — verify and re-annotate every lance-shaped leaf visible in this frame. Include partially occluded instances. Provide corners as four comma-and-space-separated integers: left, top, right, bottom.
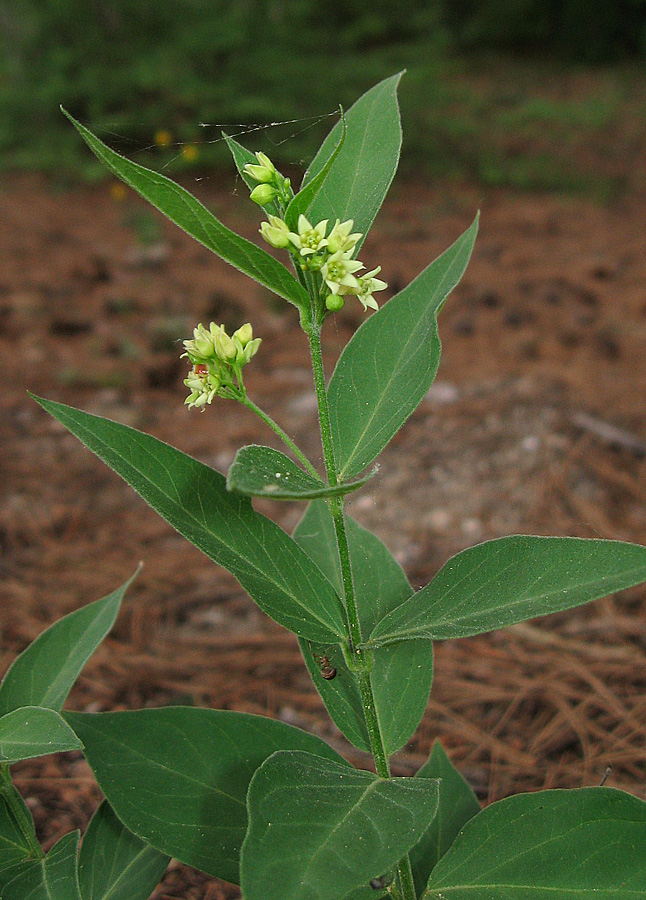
65, 708, 348, 885
284, 112, 346, 231
0, 707, 83, 763
1, 831, 81, 900
409, 741, 480, 894
0, 573, 136, 717
303, 73, 403, 251
294, 502, 430, 755
241, 750, 440, 900
34, 397, 346, 644
227, 445, 372, 501
423, 787, 646, 899
62, 109, 308, 309
368, 536, 646, 646
329, 216, 479, 480
78, 801, 169, 900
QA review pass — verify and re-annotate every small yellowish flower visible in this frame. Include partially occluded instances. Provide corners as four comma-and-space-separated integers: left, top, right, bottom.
154, 129, 172, 148
259, 215, 291, 249
350, 266, 388, 311
181, 143, 199, 162
232, 323, 262, 364
243, 151, 275, 183
288, 215, 329, 257
250, 183, 277, 206
184, 364, 221, 410
326, 219, 362, 255
321, 250, 364, 296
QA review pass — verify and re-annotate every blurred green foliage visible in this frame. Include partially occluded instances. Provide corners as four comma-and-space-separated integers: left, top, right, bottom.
1, 0, 645, 191
445, 0, 646, 62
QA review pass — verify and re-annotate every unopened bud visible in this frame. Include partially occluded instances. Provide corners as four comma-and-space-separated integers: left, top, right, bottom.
233, 323, 254, 347
214, 330, 237, 361
325, 294, 345, 312
250, 183, 277, 206
244, 151, 276, 183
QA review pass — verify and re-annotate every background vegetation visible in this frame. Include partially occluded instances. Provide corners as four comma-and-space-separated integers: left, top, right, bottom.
1, 0, 646, 192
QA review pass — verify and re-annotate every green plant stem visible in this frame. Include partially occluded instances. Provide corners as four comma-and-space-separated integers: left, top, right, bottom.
241, 396, 319, 479
304, 319, 417, 900
0, 763, 43, 859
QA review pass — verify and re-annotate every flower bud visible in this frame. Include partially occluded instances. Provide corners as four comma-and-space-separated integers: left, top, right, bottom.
244, 151, 276, 183
214, 329, 237, 361
259, 219, 291, 248
325, 294, 345, 312
233, 323, 254, 347
250, 183, 277, 206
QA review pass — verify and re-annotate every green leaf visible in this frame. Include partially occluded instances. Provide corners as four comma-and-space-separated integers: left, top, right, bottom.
369, 536, 646, 646
64, 708, 348, 884
34, 397, 346, 644
329, 216, 479, 480
2, 831, 81, 900
409, 741, 480, 894
294, 502, 430, 756
424, 787, 646, 899
0, 707, 83, 763
78, 801, 169, 900
227, 445, 372, 501
302, 74, 403, 251
241, 750, 439, 900
284, 112, 346, 231
0, 574, 135, 717
0, 792, 36, 879
62, 109, 308, 309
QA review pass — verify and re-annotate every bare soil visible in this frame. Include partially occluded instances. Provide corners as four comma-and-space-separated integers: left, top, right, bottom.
2, 172, 646, 899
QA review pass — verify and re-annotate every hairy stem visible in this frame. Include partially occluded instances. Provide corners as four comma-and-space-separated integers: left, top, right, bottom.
0, 763, 43, 859
304, 317, 417, 900
241, 396, 320, 479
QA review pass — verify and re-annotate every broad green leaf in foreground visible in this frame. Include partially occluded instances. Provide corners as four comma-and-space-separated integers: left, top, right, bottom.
34, 397, 346, 644
295, 502, 430, 755
63, 110, 308, 309
227, 445, 372, 501
241, 750, 440, 900
329, 216, 479, 480
65, 708, 348, 885
1, 831, 81, 900
409, 741, 480, 894
0, 707, 83, 763
303, 73, 403, 251
369, 536, 646, 646
0, 573, 136, 717
424, 787, 646, 899
78, 800, 169, 900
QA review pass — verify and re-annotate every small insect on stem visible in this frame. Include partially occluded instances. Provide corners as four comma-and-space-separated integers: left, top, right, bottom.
308, 642, 337, 680
369, 872, 394, 890
193, 364, 209, 375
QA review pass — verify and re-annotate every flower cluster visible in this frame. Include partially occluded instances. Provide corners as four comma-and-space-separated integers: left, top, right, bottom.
182, 322, 261, 409
261, 213, 387, 312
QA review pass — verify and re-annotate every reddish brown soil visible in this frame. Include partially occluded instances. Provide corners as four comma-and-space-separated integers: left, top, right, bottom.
2, 173, 646, 899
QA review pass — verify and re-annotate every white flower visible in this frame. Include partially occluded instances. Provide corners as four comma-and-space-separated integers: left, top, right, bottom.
350, 266, 387, 311
288, 215, 329, 256
321, 250, 364, 295
326, 218, 362, 254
